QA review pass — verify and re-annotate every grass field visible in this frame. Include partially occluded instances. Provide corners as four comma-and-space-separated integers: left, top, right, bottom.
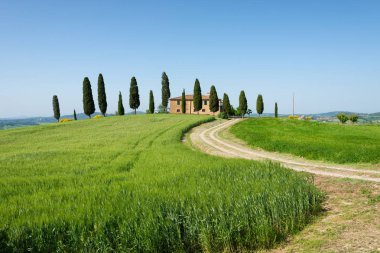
230, 118, 380, 164
0, 115, 323, 252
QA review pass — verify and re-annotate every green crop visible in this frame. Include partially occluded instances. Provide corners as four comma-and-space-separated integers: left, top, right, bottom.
231, 118, 380, 164
0, 115, 322, 252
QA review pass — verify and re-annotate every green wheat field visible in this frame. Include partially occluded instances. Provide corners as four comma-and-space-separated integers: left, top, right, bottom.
231, 118, 380, 164
0, 115, 323, 252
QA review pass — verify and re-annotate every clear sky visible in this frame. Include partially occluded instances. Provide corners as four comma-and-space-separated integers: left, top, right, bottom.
0, 0, 379, 118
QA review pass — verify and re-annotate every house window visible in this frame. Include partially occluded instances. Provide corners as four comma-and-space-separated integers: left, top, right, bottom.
177, 100, 180, 105
204, 100, 208, 105
202, 109, 206, 112
176, 109, 180, 112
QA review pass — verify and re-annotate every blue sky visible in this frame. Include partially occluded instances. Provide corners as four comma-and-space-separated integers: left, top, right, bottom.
0, 0, 379, 118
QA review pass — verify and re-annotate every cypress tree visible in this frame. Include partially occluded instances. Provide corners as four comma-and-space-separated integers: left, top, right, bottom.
149, 90, 155, 114
129, 76, 140, 114
73, 109, 77, 120
193, 79, 202, 114
256, 94, 264, 116
239, 90, 248, 118
181, 89, 186, 114
161, 72, 170, 112
83, 77, 95, 118
118, 91, 125, 116
223, 93, 231, 116
52, 95, 60, 122
209, 85, 219, 114
97, 73, 107, 116
275, 102, 278, 118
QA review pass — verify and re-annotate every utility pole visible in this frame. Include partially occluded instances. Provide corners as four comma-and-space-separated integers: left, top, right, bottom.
292, 93, 295, 116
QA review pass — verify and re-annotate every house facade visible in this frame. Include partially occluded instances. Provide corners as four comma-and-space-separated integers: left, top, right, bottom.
169, 95, 222, 115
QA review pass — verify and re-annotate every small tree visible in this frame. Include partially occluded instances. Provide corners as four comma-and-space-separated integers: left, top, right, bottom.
223, 93, 231, 117
349, 114, 359, 123
247, 109, 252, 116
149, 90, 155, 114
337, 114, 348, 124
118, 91, 125, 116
52, 95, 60, 122
275, 102, 278, 118
236, 107, 241, 116
129, 76, 140, 114
209, 85, 219, 115
193, 79, 202, 114
73, 110, 77, 120
97, 73, 107, 116
239, 91, 248, 118
230, 105, 237, 116
157, 104, 166, 113
181, 89, 186, 114
161, 72, 170, 112
83, 77, 95, 118
256, 94, 264, 116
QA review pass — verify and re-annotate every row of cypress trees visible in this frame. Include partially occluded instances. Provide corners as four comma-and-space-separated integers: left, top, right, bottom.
52, 73, 146, 121
177, 78, 278, 118
223, 91, 278, 118
52, 71, 279, 121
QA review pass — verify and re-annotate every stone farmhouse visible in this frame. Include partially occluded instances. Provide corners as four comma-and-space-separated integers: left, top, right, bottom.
169, 94, 222, 115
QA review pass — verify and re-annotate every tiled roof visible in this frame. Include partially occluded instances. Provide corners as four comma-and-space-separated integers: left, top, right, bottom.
170, 95, 220, 100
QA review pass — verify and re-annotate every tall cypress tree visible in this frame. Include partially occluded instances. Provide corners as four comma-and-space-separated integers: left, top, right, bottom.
83, 77, 95, 118
256, 94, 264, 116
97, 73, 107, 117
118, 91, 125, 116
129, 76, 140, 114
209, 85, 219, 114
223, 93, 231, 117
275, 102, 278, 118
161, 72, 170, 112
239, 90, 248, 118
73, 109, 77, 120
149, 90, 155, 114
52, 95, 60, 122
193, 79, 202, 114
181, 89, 186, 114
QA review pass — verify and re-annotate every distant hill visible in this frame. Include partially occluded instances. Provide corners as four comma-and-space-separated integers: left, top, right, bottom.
0, 111, 145, 130
0, 117, 55, 130
311, 111, 362, 117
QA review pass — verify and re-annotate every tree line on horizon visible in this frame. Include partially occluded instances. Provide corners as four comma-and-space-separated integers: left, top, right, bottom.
52, 72, 279, 122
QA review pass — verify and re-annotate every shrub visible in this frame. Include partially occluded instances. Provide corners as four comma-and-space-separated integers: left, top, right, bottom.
59, 118, 73, 123
337, 114, 348, 124
93, 115, 103, 119
288, 115, 300, 120
349, 114, 359, 123
157, 104, 167, 114
217, 112, 229, 119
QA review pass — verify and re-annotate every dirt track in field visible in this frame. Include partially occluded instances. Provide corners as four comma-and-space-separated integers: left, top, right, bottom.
189, 119, 380, 183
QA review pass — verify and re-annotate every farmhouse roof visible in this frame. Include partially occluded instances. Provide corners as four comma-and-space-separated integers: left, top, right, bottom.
170, 94, 221, 101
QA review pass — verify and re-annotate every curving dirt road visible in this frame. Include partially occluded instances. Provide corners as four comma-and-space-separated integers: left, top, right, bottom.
189, 119, 380, 183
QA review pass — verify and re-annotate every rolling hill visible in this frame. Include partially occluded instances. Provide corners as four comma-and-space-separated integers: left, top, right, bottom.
0, 114, 322, 252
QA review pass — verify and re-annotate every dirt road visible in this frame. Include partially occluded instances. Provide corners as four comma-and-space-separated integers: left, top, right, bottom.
188, 119, 380, 252
189, 119, 380, 183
